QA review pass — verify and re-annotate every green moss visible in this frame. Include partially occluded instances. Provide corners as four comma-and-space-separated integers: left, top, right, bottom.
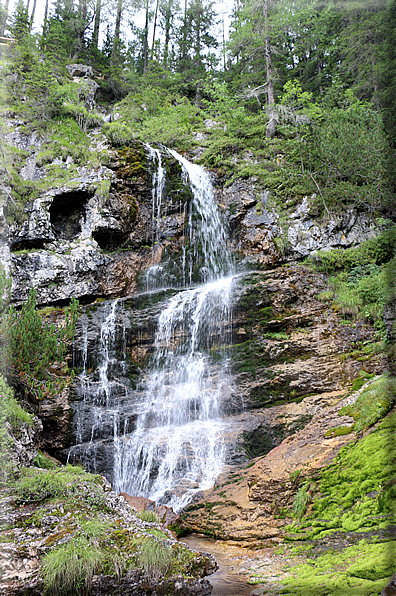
285, 411, 396, 541
350, 371, 376, 392
340, 375, 395, 432
262, 331, 290, 340
117, 145, 146, 179
280, 540, 395, 595
324, 425, 354, 438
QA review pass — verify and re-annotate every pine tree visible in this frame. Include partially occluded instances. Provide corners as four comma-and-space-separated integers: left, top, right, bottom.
0, 273, 79, 403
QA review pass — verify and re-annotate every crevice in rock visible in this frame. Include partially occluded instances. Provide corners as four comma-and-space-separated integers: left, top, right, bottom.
92, 227, 128, 251
11, 239, 48, 252
49, 190, 93, 240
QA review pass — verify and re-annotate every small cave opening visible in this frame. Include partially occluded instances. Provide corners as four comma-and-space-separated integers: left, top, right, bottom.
49, 190, 93, 240
11, 239, 48, 252
92, 227, 129, 251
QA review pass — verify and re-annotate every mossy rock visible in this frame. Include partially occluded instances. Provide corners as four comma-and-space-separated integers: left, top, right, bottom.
117, 144, 147, 179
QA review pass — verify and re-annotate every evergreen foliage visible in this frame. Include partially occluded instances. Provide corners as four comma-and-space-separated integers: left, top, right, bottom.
0, 272, 79, 402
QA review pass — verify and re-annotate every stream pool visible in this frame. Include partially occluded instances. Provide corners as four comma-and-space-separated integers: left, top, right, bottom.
182, 534, 261, 596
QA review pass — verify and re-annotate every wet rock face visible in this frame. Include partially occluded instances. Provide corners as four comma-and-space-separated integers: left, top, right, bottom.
230, 266, 385, 411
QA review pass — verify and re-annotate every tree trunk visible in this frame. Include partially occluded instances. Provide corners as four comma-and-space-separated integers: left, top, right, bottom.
143, 0, 149, 73
92, 0, 101, 50
264, 0, 274, 105
111, 0, 123, 65
222, 5, 226, 71
29, 0, 37, 30
150, 0, 159, 60
180, 0, 188, 67
73, 0, 87, 60
42, 0, 49, 37
0, 0, 9, 37
163, 0, 172, 69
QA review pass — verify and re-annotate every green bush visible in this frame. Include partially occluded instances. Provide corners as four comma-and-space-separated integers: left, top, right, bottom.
0, 375, 33, 430
33, 451, 58, 470
302, 104, 389, 212
0, 375, 33, 483
0, 273, 79, 401
43, 536, 102, 595
103, 121, 136, 147
13, 465, 102, 505
312, 225, 396, 273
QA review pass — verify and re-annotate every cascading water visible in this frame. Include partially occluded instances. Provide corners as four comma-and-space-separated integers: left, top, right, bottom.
142, 144, 167, 291
69, 145, 238, 511
167, 149, 233, 284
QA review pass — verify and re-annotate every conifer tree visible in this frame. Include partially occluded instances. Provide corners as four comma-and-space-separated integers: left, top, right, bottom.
0, 273, 79, 403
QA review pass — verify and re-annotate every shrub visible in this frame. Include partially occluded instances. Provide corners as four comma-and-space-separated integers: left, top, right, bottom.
0, 273, 79, 402
312, 225, 396, 273
13, 465, 102, 505
0, 375, 33, 430
43, 536, 102, 595
33, 451, 58, 470
0, 375, 33, 483
103, 121, 136, 146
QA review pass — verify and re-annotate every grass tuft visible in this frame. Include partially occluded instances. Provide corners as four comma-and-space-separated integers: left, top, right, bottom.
43, 536, 102, 595
136, 509, 160, 523
137, 539, 174, 581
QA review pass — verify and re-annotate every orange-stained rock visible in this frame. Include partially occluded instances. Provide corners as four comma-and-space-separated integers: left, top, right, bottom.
156, 505, 181, 527
119, 493, 155, 512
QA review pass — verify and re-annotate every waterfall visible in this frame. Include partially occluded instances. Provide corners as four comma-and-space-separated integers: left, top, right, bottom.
143, 144, 166, 291
69, 146, 237, 511
168, 149, 233, 284
114, 276, 234, 510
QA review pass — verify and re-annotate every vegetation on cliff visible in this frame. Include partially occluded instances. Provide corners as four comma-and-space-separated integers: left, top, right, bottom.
0, 272, 79, 402
1, 0, 395, 225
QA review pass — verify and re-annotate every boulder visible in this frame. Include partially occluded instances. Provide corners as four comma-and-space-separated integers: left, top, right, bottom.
66, 64, 94, 78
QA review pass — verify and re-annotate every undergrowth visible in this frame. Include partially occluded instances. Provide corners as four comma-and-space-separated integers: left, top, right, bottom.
13, 465, 106, 509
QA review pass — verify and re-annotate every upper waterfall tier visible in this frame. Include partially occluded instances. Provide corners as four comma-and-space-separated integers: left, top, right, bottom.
168, 149, 234, 283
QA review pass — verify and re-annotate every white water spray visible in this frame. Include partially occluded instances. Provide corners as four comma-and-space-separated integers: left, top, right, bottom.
112, 150, 236, 510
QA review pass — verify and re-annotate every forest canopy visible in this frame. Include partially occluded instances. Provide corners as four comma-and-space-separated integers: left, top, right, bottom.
0, 0, 394, 217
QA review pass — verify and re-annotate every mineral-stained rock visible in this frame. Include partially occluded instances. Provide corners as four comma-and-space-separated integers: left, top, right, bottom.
180, 383, 373, 544
382, 572, 396, 596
